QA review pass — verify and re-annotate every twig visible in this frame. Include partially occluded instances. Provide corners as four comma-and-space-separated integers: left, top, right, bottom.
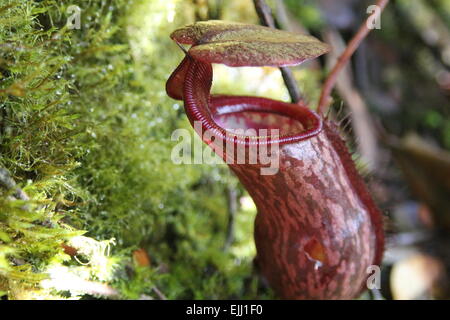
317, 0, 390, 115
152, 286, 168, 300
253, 0, 303, 103
274, 0, 308, 35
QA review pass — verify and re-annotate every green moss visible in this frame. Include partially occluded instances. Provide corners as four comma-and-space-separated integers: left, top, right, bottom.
0, 0, 275, 299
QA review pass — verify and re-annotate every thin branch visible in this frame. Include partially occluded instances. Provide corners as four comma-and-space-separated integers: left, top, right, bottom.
152, 286, 168, 300
253, 0, 275, 26
253, 0, 303, 103
317, 0, 390, 115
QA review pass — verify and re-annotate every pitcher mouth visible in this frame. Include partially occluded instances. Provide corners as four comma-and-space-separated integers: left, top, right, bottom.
209, 95, 322, 144
172, 56, 323, 146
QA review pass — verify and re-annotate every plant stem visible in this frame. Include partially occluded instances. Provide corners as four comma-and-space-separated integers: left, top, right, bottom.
317, 0, 390, 115
253, 0, 303, 103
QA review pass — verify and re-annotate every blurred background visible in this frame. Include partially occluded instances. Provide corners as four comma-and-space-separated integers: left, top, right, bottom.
0, 0, 449, 300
